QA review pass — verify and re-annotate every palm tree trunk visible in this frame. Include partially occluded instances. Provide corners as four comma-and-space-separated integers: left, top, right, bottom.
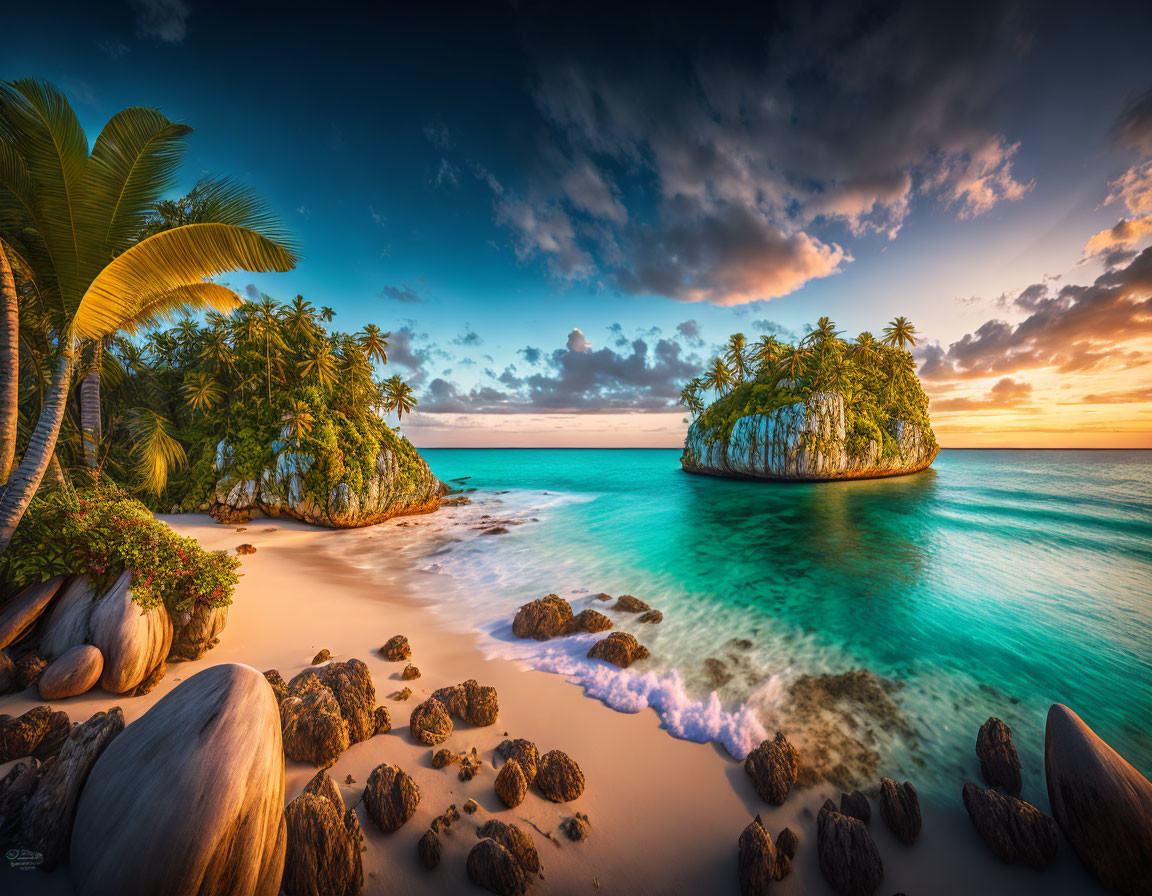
0, 344, 75, 554
80, 340, 103, 467
0, 242, 19, 486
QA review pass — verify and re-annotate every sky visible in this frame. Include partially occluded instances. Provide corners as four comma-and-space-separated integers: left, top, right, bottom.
3, 0, 1152, 447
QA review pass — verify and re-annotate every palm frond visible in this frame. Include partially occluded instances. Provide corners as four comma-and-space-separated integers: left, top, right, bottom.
121, 282, 243, 334
127, 408, 186, 496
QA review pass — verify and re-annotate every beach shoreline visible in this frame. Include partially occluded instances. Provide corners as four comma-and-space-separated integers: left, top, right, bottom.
0, 512, 1108, 894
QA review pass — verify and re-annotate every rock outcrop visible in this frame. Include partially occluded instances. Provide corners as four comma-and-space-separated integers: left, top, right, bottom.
745, 732, 799, 805
71, 664, 286, 896
363, 763, 420, 833
280, 660, 377, 767
89, 571, 173, 694
431, 679, 499, 726
38, 645, 103, 700
0, 576, 64, 648
840, 790, 871, 824
961, 782, 1058, 869
682, 392, 937, 481
513, 594, 575, 640
409, 697, 453, 745
738, 814, 776, 896
210, 433, 442, 528
535, 750, 584, 802
586, 632, 650, 668
39, 575, 96, 660
976, 717, 1022, 795
817, 800, 883, 896
282, 772, 364, 896
1045, 703, 1152, 895
879, 777, 922, 845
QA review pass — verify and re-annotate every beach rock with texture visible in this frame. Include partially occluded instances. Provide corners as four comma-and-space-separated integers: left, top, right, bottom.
961, 782, 1058, 869
562, 812, 590, 841
0, 757, 42, 844
15, 652, 47, 689
0, 649, 14, 694
536, 750, 585, 802
418, 829, 441, 869
497, 738, 540, 784
168, 601, 229, 661
0, 706, 62, 762
282, 687, 350, 768
572, 608, 613, 633
38, 645, 103, 700
817, 802, 883, 896
310, 659, 377, 743
879, 778, 922, 845
363, 763, 420, 833
478, 819, 540, 874
0, 576, 64, 648
467, 836, 529, 896
512, 594, 574, 640
17, 708, 125, 870
410, 697, 453, 745
977, 717, 1022, 795
638, 609, 663, 624
311, 649, 331, 665
586, 631, 650, 668
39, 575, 96, 660
1045, 703, 1152, 895
70, 664, 286, 896
402, 664, 420, 680
89, 571, 173, 694
738, 814, 776, 896
613, 594, 650, 613
373, 705, 391, 734
264, 668, 288, 701
495, 758, 528, 808
282, 772, 364, 896
840, 790, 871, 824
745, 732, 800, 805
775, 826, 799, 880
381, 634, 411, 661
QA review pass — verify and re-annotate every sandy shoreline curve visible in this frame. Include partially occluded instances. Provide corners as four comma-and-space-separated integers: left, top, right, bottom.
0, 512, 1106, 894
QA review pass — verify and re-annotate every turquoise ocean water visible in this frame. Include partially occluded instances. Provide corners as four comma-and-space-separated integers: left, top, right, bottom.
408, 448, 1152, 807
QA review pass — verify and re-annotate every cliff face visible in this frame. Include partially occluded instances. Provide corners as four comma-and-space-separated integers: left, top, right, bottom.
211, 434, 443, 527
681, 392, 938, 481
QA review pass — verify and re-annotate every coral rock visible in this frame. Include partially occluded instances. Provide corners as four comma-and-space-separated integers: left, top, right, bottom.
744, 732, 799, 805
961, 782, 1057, 869
586, 632, 650, 668
976, 717, 1022, 795
38, 645, 103, 700
879, 778, 921, 845
363, 763, 420, 833
536, 750, 585, 802
495, 758, 528, 808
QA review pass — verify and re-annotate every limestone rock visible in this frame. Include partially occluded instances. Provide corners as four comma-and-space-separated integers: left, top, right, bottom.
89, 571, 173, 694
536, 750, 584, 802
586, 632, 650, 668
744, 732, 799, 805
363, 763, 420, 833
879, 778, 921, 845
467, 836, 528, 896
817, 802, 883, 896
39, 575, 96, 660
1045, 703, 1152, 895
497, 738, 539, 784
495, 758, 528, 808
410, 697, 453, 745
381, 635, 411, 661
738, 814, 776, 896
613, 594, 650, 613
512, 594, 574, 640
961, 782, 1057, 869
976, 717, 1022, 795
0, 575, 64, 648
418, 829, 441, 869
18, 708, 125, 870
478, 818, 540, 874
561, 812, 590, 841
840, 790, 871, 824
572, 609, 613, 633
71, 664, 285, 896
282, 687, 350, 768
282, 772, 363, 896
38, 645, 103, 700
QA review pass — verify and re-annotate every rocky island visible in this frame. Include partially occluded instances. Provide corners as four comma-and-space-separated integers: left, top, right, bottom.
680, 317, 939, 481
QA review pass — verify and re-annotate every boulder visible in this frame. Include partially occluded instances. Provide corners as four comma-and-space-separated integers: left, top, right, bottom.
380, 635, 411, 661
0, 757, 42, 844
840, 790, 871, 824
561, 812, 590, 841
0, 705, 65, 762
309, 659, 377, 743
409, 698, 453, 745
744, 732, 799, 805
38, 645, 104, 700
495, 758, 528, 808
418, 829, 441, 869
775, 826, 799, 881
169, 601, 229, 661
1045, 703, 1152, 895
638, 609, 663, 624
467, 836, 528, 896
71, 664, 286, 896
39, 575, 96, 660
15, 652, 47, 689
0, 649, 14, 694
512, 594, 574, 640
130, 660, 167, 697
879, 778, 921, 845
497, 738, 539, 784
0, 575, 65, 648
461, 679, 499, 726
363, 763, 420, 833
613, 594, 650, 613
817, 802, 883, 896
282, 773, 363, 896
282, 687, 350, 768
976, 717, 1022, 795
738, 814, 776, 896
402, 664, 420, 680
17, 708, 125, 870
89, 571, 173, 694
572, 609, 613, 634
311, 649, 331, 665
477, 818, 540, 874
536, 750, 584, 802
961, 782, 1058, 869
586, 632, 650, 668
373, 706, 391, 734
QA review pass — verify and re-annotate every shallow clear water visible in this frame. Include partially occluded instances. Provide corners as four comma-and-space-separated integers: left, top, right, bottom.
412, 448, 1152, 806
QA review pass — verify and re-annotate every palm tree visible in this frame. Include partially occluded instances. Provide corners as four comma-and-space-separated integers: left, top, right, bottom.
297, 342, 339, 390
751, 335, 780, 373
702, 356, 735, 397
319, 305, 335, 322
126, 408, 186, 497
850, 331, 879, 365
802, 315, 841, 347
382, 374, 417, 422
775, 346, 808, 387
357, 324, 390, 366
723, 332, 752, 384
284, 295, 317, 341
0, 79, 297, 550
881, 316, 918, 350
280, 398, 315, 445
679, 377, 705, 417
0, 240, 17, 484
182, 371, 224, 415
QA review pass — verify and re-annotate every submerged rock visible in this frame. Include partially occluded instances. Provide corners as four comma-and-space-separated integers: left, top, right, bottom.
613, 594, 650, 613
976, 717, 1022, 795
282, 772, 363, 896
744, 732, 800, 805
879, 778, 921, 845
89, 571, 173, 694
962, 782, 1058, 869
536, 750, 584, 802
1045, 703, 1152, 895
638, 609, 663, 624
817, 801, 883, 896
586, 632, 650, 668
363, 763, 420, 833
738, 814, 776, 896
0, 576, 64, 649
512, 594, 574, 640
572, 608, 613, 633
38, 645, 103, 700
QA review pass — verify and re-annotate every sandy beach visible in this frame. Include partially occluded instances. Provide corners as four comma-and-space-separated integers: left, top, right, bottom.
0, 512, 1109, 895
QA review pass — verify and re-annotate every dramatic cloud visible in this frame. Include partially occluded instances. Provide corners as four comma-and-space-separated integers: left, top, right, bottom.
675, 320, 704, 347
380, 283, 426, 303
1104, 160, 1152, 218
566, 328, 591, 352
130, 0, 190, 43
933, 377, 1034, 411
387, 325, 444, 387
1084, 216, 1152, 256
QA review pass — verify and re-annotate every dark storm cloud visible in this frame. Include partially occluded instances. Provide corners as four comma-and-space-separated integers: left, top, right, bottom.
675, 320, 704, 347
1110, 88, 1152, 155
387, 325, 446, 387
380, 283, 426, 303
487, 0, 1034, 305
918, 246, 1152, 382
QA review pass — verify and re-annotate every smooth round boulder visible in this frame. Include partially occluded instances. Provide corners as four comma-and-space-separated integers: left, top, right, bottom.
38, 645, 103, 700
39, 575, 97, 660
89, 571, 173, 694
71, 663, 286, 896
0, 575, 64, 649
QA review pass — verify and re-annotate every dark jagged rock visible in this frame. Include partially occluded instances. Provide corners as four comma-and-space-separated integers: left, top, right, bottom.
459, 748, 483, 781
774, 826, 798, 880
840, 790, 871, 824
977, 717, 1022, 795
17, 708, 125, 870
1045, 703, 1152, 895
418, 829, 441, 869
613, 594, 650, 613
363, 763, 420, 833
817, 802, 883, 896
738, 814, 776, 896
34, 710, 71, 761
744, 732, 799, 805
586, 631, 650, 668
572, 608, 613, 634
478, 819, 540, 874
467, 836, 528, 896
431, 679, 499, 727
264, 668, 287, 702
402, 664, 421, 680
496, 758, 528, 808
372, 705, 391, 734
0, 706, 60, 763
0, 649, 15, 694
638, 609, 663, 624
536, 750, 584, 802
512, 594, 574, 640
497, 738, 540, 784
380, 635, 411, 661
432, 748, 457, 769
282, 772, 363, 896
15, 653, 47, 690
879, 778, 921, 845
410, 697, 453, 745
282, 687, 350, 768
311, 649, 331, 665
961, 782, 1057, 869
561, 812, 590, 841
0, 757, 42, 844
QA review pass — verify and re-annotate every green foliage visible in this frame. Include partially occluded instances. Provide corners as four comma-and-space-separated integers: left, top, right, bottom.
0, 478, 238, 614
